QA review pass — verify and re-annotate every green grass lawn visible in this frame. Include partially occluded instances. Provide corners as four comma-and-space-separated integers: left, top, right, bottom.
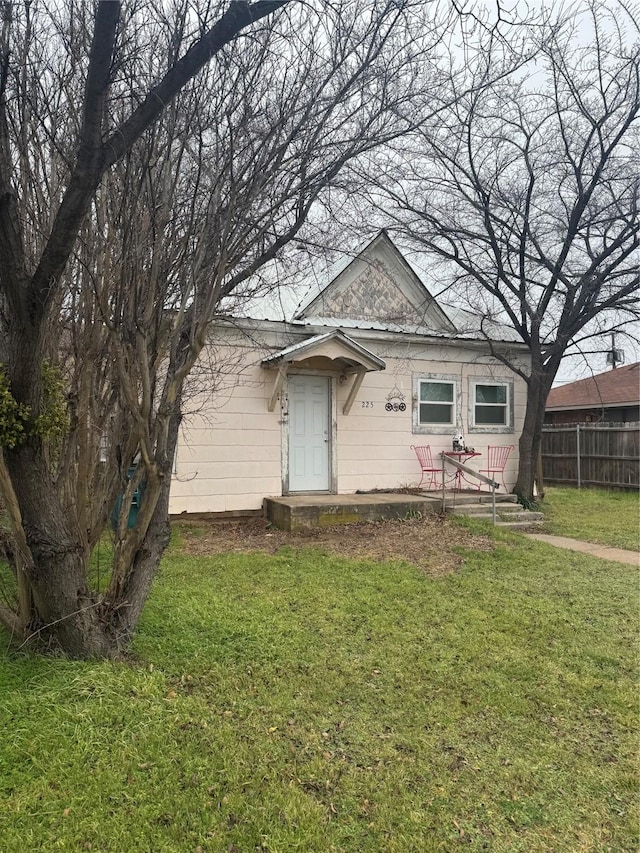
541, 486, 640, 551
0, 525, 638, 852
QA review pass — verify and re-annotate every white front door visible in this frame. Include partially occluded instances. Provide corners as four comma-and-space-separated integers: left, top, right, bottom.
288, 374, 330, 492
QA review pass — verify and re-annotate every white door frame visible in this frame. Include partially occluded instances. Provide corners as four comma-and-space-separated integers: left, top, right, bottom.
282, 370, 337, 495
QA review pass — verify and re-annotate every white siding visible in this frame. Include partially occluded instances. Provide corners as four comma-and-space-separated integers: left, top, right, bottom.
171, 339, 282, 514
169, 325, 529, 514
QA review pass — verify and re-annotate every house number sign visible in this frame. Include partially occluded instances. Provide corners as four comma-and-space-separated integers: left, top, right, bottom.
385, 386, 406, 412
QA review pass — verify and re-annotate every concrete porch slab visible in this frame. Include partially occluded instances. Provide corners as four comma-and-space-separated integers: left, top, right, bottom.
264, 493, 440, 531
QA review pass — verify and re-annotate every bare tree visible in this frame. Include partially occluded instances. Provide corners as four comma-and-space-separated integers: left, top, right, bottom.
379, 2, 640, 501
0, 0, 458, 656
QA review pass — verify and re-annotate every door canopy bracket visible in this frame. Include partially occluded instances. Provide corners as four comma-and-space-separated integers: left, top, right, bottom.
262, 329, 385, 412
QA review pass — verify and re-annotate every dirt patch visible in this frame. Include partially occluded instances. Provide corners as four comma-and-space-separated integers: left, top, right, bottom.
175, 514, 493, 577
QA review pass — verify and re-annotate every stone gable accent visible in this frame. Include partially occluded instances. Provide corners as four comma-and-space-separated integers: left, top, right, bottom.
319, 259, 420, 323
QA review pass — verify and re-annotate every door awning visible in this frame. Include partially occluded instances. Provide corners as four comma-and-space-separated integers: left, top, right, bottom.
262, 329, 385, 414
262, 329, 385, 374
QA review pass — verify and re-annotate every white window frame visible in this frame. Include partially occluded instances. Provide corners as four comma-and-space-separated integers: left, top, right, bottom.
412, 373, 460, 435
468, 378, 514, 434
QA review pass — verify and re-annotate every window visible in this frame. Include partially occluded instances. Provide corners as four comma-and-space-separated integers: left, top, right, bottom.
474, 383, 508, 425
413, 374, 460, 435
419, 380, 456, 425
469, 380, 513, 432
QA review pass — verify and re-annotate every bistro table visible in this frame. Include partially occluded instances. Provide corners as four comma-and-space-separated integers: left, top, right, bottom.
442, 450, 482, 491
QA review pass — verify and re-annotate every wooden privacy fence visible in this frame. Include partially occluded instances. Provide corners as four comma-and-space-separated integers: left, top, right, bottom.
541, 422, 640, 491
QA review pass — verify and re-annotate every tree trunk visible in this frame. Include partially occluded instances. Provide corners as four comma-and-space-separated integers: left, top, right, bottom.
109, 469, 173, 643
105, 412, 181, 644
514, 369, 555, 503
535, 447, 545, 500
5, 442, 107, 656
3, 412, 181, 658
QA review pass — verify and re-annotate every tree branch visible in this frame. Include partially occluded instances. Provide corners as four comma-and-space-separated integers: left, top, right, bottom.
25, 1, 290, 328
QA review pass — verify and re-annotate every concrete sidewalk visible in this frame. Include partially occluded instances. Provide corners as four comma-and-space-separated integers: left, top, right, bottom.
525, 533, 639, 567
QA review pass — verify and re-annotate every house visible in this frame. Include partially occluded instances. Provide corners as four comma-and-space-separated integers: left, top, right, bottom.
545, 362, 640, 426
169, 232, 530, 515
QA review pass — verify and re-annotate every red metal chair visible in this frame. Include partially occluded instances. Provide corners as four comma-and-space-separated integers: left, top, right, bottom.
478, 445, 514, 491
410, 445, 441, 491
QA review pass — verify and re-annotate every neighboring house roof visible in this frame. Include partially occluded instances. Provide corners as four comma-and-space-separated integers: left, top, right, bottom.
234, 230, 523, 344
546, 362, 640, 411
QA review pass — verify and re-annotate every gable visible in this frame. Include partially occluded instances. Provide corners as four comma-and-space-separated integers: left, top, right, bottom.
317, 257, 419, 323
261, 329, 385, 374
295, 231, 455, 333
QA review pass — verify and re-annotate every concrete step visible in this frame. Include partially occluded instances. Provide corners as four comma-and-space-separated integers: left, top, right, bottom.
497, 519, 546, 530
499, 510, 545, 522
460, 514, 544, 526
476, 493, 519, 504
453, 511, 494, 520
447, 501, 545, 529
264, 494, 438, 531
429, 491, 518, 507
451, 503, 498, 515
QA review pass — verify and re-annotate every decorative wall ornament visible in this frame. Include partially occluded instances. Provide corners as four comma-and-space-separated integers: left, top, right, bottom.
385, 385, 406, 412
